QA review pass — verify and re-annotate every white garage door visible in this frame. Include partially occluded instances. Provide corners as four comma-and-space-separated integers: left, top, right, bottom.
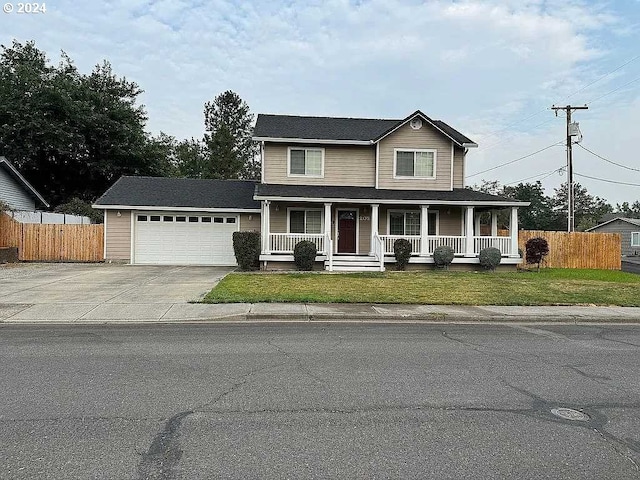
134, 212, 238, 265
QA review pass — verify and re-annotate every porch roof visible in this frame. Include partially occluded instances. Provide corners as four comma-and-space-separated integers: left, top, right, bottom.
254, 184, 529, 207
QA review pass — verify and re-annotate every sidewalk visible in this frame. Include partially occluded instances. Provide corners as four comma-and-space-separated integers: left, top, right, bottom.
2, 301, 640, 324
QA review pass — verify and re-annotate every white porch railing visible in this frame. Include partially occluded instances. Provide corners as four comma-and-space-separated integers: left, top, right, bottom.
373, 233, 385, 271
473, 236, 512, 256
426, 236, 466, 255
379, 235, 421, 255
269, 233, 326, 254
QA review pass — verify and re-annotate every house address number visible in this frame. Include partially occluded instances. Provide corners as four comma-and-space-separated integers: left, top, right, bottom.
359, 216, 370, 221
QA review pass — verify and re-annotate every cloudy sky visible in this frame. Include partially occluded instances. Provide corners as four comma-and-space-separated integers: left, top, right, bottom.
3, 0, 640, 205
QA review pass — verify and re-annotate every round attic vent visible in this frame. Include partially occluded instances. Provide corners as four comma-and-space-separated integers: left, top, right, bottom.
410, 118, 423, 130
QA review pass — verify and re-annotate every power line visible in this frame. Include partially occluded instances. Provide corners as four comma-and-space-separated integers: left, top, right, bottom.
559, 53, 640, 102
576, 143, 640, 172
505, 166, 565, 186
584, 75, 640, 105
476, 54, 640, 144
465, 141, 564, 179
575, 172, 640, 187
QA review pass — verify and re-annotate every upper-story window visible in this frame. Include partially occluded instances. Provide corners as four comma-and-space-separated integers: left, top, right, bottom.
394, 149, 436, 179
288, 147, 324, 177
632, 232, 640, 247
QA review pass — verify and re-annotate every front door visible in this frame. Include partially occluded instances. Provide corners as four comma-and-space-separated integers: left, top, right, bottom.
337, 210, 357, 253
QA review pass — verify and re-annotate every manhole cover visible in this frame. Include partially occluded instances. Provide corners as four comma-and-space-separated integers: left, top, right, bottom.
551, 407, 590, 421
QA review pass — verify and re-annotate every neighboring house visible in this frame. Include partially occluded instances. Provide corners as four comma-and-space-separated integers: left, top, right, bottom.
94, 110, 528, 270
0, 157, 49, 211
586, 217, 640, 257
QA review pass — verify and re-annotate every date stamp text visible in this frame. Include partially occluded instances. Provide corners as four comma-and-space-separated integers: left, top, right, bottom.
3, 3, 46, 14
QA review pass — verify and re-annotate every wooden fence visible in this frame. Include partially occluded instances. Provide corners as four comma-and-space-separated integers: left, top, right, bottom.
516, 230, 621, 270
0, 213, 104, 262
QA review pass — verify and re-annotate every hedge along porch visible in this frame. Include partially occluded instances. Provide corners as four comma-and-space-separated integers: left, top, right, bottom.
255, 184, 528, 272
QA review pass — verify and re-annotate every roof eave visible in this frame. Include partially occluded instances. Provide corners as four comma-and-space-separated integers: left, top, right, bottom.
92, 204, 261, 213
253, 136, 372, 146
0, 157, 50, 208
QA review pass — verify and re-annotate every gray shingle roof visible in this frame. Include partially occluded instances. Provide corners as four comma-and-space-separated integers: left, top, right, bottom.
253, 111, 476, 146
255, 183, 524, 204
587, 217, 640, 231
93, 176, 260, 210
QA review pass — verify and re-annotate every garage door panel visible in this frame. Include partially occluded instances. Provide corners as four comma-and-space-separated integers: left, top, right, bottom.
134, 212, 238, 265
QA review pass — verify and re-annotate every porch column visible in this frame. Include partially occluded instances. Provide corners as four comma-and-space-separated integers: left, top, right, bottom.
420, 205, 429, 256
491, 210, 498, 236
509, 207, 519, 257
370, 204, 379, 256
261, 200, 270, 255
464, 206, 474, 257
324, 203, 332, 254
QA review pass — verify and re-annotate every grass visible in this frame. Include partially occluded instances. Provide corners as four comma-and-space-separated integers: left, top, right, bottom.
202, 268, 640, 306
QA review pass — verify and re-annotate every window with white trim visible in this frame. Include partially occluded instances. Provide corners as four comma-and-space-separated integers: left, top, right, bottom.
389, 211, 420, 235
289, 148, 323, 176
289, 209, 322, 234
394, 149, 436, 178
632, 232, 640, 247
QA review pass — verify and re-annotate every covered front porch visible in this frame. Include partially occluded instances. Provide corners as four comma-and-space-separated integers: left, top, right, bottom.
258, 200, 522, 271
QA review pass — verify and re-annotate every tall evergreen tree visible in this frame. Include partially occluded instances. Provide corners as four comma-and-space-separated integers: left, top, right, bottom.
203, 90, 259, 180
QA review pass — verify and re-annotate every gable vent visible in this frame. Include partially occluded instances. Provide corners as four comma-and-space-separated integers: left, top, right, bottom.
410, 118, 423, 130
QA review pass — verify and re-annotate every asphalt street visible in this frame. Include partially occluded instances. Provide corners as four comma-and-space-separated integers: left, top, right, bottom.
0, 323, 639, 479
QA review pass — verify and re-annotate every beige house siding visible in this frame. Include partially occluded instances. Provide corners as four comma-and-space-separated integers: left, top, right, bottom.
239, 213, 260, 231
105, 210, 131, 261
452, 147, 465, 189
263, 143, 375, 187
377, 122, 453, 190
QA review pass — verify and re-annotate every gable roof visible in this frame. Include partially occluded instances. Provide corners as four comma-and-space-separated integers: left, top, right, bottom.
253, 111, 477, 147
0, 157, 49, 208
586, 217, 640, 231
93, 176, 260, 211
255, 183, 527, 206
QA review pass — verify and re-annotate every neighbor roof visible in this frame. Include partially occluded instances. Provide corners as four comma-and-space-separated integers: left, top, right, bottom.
0, 157, 49, 208
255, 183, 527, 206
253, 110, 477, 147
586, 217, 640, 231
93, 176, 260, 210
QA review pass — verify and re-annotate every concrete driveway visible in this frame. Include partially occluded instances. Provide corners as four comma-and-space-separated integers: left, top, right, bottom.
0, 263, 234, 322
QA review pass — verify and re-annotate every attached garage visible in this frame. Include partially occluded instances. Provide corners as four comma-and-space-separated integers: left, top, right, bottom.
134, 212, 239, 265
93, 177, 261, 266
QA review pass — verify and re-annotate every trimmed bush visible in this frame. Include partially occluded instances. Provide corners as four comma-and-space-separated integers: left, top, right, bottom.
433, 245, 455, 269
393, 238, 412, 270
479, 247, 502, 271
525, 237, 549, 272
232, 231, 260, 271
294, 240, 317, 271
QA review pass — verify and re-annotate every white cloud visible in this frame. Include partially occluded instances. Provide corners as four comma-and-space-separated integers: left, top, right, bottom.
2, 0, 639, 203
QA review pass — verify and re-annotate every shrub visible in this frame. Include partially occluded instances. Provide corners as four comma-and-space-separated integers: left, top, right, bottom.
393, 238, 412, 270
294, 240, 317, 271
232, 231, 260, 271
433, 245, 455, 269
525, 237, 549, 272
479, 247, 502, 271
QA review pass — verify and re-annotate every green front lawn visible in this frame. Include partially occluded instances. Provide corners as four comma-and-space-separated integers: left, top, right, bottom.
203, 269, 640, 306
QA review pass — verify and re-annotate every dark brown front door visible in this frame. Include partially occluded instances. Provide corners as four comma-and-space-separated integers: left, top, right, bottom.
338, 211, 356, 253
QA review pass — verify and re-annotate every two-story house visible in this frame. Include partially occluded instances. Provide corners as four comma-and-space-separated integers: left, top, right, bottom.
94, 110, 527, 270
253, 110, 527, 271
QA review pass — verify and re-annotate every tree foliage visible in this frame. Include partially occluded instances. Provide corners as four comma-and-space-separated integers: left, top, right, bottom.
471, 179, 613, 231
0, 40, 170, 208
203, 90, 259, 180
525, 237, 549, 272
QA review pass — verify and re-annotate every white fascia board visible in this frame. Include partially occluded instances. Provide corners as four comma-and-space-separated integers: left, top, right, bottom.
253, 195, 529, 207
0, 157, 50, 208
93, 205, 261, 213
253, 136, 372, 146
374, 113, 471, 148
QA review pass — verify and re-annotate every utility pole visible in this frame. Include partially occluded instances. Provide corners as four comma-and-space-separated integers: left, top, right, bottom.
551, 105, 588, 232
